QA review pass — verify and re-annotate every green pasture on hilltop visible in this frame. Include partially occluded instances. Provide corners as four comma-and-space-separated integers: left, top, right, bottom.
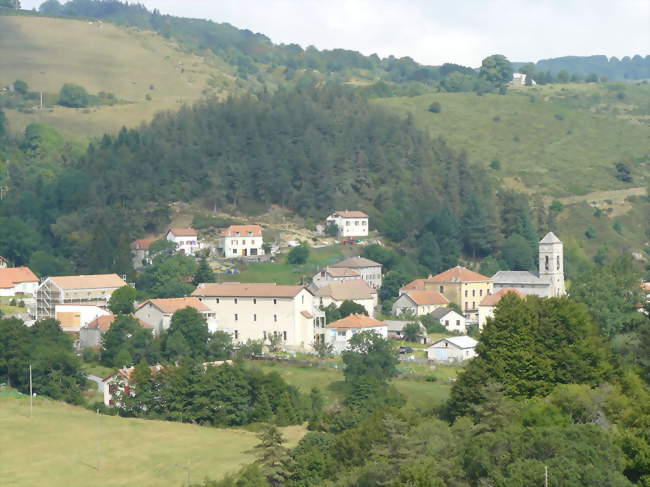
0, 395, 305, 487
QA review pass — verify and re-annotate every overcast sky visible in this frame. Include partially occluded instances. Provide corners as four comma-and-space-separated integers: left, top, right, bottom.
22, 0, 650, 66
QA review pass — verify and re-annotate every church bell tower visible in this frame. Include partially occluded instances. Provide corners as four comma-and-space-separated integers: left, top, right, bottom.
539, 232, 565, 297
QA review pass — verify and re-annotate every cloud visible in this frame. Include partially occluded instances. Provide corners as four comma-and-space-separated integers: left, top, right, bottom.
21, 0, 650, 66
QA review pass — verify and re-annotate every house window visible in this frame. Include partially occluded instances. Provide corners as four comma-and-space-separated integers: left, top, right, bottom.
301, 295, 304, 304
445, 320, 449, 327
263, 331, 267, 339
337, 330, 346, 336
234, 298, 238, 304
472, 301, 475, 309
545, 255, 549, 271
253, 314, 257, 322
465, 302, 468, 310
472, 290, 475, 297
273, 299, 277, 305
232, 249, 238, 254
480, 290, 483, 296
464, 290, 468, 297
557, 255, 561, 271
439, 286, 444, 293
456, 320, 460, 327
274, 314, 277, 322
216, 298, 219, 304
253, 299, 257, 304
235, 313, 238, 321
234, 330, 238, 339
283, 331, 287, 341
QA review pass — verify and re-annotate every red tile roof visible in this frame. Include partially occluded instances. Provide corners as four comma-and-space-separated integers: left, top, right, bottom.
136, 297, 210, 314
479, 288, 526, 307
86, 314, 153, 332
325, 313, 386, 329
0, 267, 38, 288
219, 225, 263, 237
168, 228, 198, 237
193, 282, 307, 298
131, 237, 157, 250
429, 266, 491, 283
403, 290, 449, 306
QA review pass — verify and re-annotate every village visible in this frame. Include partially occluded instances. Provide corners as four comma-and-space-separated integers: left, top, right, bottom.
0, 208, 581, 407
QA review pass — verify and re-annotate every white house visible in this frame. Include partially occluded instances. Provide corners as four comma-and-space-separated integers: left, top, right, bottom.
324, 314, 388, 353
315, 279, 378, 317
391, 289, 449, 317
135, 297, 217, 334
329, 256, 382, 290
36, 274, 128, 319
166, 228, 202, 256
326, 211, 369, 237
426, 336, 477, 363
54, 304, 111, 333
311, 267, 360, 288
511, 72, 536, 86
192, 282, 316, 350
217, 225, 264, 258
0, 267, 39, 298
429, 307, 467, 334
478, 288, 526, 330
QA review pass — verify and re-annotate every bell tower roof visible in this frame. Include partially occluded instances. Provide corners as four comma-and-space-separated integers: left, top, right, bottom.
539, 232, 562, 244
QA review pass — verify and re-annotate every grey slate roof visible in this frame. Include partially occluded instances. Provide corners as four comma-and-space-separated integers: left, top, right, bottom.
539, 232, 562, 244
330, 256, 382, 268
492, 271, 547, 286
429, 307, 458, 320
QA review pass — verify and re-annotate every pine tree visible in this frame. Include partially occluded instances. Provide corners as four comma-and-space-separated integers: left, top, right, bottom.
274, 391, 297, 426
253, 387, 273, 423
308, 387, 324, 430
249, 425, 289, 486
193, 256, 214, 285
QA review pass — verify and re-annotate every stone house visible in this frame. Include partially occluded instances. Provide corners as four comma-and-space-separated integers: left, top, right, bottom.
391, 289, 449, 317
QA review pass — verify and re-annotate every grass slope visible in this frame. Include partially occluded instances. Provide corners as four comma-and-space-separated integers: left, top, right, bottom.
375, 84, 650, 197
0, 395, 304, 487
0, 15, 234, 140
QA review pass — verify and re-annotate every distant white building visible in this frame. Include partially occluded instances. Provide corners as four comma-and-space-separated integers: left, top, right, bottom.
312, 267, 361, 288
392, 290, 449, 317
429, 307, 467, 334
0, 267, 39, 298
326, 211, 369, 237
324, 314, 388, 353
166, 228, 202, 256
192, 282, 316, 350
512, 72, 536, 86
426, 336, 477, 363
131, 237, 158, 269
217, 225, 264, 258
328, 256, 382, 290
54, 304, 111, 333
135, 297, 217, 334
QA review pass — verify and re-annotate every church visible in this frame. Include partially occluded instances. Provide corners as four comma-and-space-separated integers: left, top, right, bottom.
492, 232, 566, 298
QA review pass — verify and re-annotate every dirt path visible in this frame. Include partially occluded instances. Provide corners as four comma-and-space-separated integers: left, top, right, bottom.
557, 186, 646, 205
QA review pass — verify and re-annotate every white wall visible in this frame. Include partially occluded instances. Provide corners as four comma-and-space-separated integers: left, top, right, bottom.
438, 311, 466, 333
0, 281, 38, 297
326, 216, 369, 237
196, 289, 315, 349
325, 326, 387, 353
427, 342, 476, 362
55, 305, 110, 332
219, 235, 264, 258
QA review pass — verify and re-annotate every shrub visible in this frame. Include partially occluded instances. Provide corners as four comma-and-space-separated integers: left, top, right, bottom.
554, 113, 564, 121
428, 101, 441, 113
59, 83, 89, 108
288, 244, 309, 265
585, 227, 596, 239
13, 79, 28, 95
490, 159, 501, 170
492, 115, 501, 122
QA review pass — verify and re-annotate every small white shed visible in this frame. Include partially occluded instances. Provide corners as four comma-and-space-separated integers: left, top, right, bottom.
426, 336, 477, 363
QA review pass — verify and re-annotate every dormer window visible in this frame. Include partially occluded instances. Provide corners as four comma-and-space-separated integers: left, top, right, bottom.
545, 256, 550, 271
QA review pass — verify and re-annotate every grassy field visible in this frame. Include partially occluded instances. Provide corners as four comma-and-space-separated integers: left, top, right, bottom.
219, 245, 351, 285
375, 83, 650, 197
0, 14, 235, 141
248, 360, 454, 409
0, 395, 305, 487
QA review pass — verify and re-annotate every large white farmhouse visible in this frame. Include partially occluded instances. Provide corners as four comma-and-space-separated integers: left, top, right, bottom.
217, 225, 264, 258
192, 282, 315, 350
0, 267, 39, 298
326, 211, 369, 237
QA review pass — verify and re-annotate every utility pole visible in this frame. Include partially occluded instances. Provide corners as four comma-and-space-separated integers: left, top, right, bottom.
29, 364, 33, 418
545, 465, 548, 487
96, 409, 101, 471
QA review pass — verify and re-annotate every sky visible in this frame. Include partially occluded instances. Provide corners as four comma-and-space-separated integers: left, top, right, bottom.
21, 0, 650, 67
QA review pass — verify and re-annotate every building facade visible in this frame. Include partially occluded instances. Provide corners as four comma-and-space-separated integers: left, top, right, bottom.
326, 211, 369, 237
324, 314, 388, 353
36, 274, 128, 319
311, 267, 360, 288
217, 225, 264, 258
166, 228, 201, 256
391, 289, 449, 317
429, 307, 467, 333
329, 256, 382, 290
192, 282, 316, 350
426, 336, 477, 363
0, 267, 39, 298
315, 279, 378, 317
54, 304, 110, 333
135, 297, 217, 334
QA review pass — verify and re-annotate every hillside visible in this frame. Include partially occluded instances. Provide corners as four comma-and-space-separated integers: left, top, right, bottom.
0, 394, 305, 487
0, 13, 237, 140
375, 83, 650, 197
